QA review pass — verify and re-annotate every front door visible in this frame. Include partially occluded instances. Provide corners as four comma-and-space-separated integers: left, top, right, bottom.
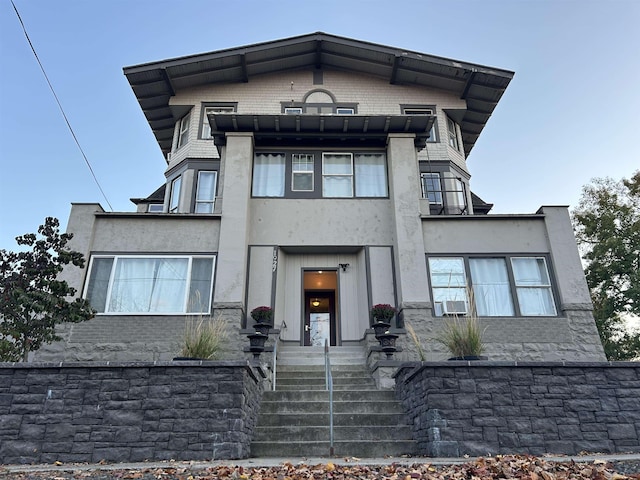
303, 291, 336, 346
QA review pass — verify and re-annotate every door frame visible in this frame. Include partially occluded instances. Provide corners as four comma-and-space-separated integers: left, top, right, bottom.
301, 268, 340, 346
303, 290, 337, 346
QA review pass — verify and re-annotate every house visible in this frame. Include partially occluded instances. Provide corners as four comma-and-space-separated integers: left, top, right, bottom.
35, 33, 605, 364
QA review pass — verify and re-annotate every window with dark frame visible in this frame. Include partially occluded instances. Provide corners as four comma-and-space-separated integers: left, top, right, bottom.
85, 255, 216, 314
427, 255, 557, 317
195, 171, 217, 213
252, 150, 388, 199
402, 107, 437, 142
169, 176, 181, 213
201, 105, 235, 139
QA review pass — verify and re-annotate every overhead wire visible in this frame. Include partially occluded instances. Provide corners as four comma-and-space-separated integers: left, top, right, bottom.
10, 0, 114, 211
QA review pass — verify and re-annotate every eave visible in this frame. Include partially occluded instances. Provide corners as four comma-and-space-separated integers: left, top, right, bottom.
124, 32, 514, 157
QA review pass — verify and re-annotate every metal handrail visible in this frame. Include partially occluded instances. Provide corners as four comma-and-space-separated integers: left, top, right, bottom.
272, 320, 287, 391
324, 339, 334, 456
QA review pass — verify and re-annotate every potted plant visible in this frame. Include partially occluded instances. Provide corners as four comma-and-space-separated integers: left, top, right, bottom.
436, 316, 486, 360
370, 303, 396, 337
250, 306, 274, 326
175, 315, 228, 360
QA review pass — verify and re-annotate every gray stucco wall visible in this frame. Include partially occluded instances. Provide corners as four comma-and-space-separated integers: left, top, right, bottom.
0, 362, 265, 464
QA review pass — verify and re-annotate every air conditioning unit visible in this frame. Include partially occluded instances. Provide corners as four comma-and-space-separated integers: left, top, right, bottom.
442, 300, 468, 315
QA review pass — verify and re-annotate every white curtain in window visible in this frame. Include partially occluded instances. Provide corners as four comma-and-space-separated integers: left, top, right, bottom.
355, 154, 387, 197
195, 171, 216, 213
469, 258, 514, 316
323, 153, 353, 197
252, 153, 285, 197
512, 258, 556, 315
109, 258, 188, 313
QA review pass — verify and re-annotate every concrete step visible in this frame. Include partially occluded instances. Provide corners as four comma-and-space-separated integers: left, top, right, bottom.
260, 400, 403, 415
250, 439, 416, 458
276, 383, 378, 391
253, 424, 414, 442
276, 376, 376, 387
277, 346, 366, 366
262, 389, 397, 402
256, 412, 410, 427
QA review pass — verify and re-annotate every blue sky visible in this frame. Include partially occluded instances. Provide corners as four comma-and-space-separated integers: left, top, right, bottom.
1, 0, 638, 250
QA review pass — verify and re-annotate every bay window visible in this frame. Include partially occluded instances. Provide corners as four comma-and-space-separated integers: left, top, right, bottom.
428, 255, 557, 317
169, 176, 181, 213
177, 113, 191, 149
85, 255, 215, 314
195, 171, 217, 213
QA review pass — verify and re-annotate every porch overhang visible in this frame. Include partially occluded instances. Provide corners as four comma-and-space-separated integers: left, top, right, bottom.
209, 113, 436, 148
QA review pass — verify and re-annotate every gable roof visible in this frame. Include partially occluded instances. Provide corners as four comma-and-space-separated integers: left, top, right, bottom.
124, 32, 514, 156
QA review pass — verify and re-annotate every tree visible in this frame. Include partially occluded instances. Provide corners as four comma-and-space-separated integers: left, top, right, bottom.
572, 171, 640, 360
0, 217, 95, 361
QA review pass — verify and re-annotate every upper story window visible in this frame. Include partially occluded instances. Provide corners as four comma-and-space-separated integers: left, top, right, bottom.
447, 116, 460, 151
292, 154, 314, 192
201, 104, 236, 139
169, 176, 181, 213
421, 173, 443, 205
195, 171, 217, 213
282, 89, 357, 115
252, 150, 387, 199
147, 204, 164, 213
427, 255, 557, 317
85, 255, 215, 315
402, 106, 437, 142
177, 113, 191, 149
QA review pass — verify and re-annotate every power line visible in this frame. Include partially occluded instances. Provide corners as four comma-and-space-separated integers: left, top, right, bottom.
10, 0, 114, 211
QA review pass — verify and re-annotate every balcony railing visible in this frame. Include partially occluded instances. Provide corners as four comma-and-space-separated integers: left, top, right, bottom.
421, 172, 468, 215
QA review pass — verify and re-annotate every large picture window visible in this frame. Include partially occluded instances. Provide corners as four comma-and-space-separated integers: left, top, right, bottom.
85, 255, 215, 314
252, 150, 387, 198
428, 255, 557, 317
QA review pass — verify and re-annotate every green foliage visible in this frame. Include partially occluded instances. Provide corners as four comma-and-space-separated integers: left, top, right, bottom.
250, 306, 274, 324
370, 303, 396, 322
572, 171, 640, 360
179, 315, 228, 360
436, 316, 485, 359
0, 217, 95, 361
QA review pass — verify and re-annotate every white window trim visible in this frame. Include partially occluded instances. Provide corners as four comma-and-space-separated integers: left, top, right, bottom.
285, 107, 303, 114
404, 107, 437, 142
147, 204, 164, 213
291, 154, 314, 192
336, 108, 355, 115
177, 113, 191, 149
201, 106, 235, 139
84, 255, 216, 315
169, 176, 182, 213
195, 171, 217, 213
447, 116, 459, 151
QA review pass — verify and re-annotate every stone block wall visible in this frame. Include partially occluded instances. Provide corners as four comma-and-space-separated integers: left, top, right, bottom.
395, 362, 640, 457
0, 361, 265, 464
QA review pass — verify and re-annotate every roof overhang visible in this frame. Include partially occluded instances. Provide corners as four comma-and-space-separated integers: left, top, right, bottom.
124, 32, 514, 156
209, 113, 436, 148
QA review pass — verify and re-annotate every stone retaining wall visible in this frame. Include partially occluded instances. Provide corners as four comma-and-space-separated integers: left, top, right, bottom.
395, 362, 640, 457
0, 361, 265, 464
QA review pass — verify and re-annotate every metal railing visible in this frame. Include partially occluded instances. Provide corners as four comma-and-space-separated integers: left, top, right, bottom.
324, 339, 334, 456
271, 320, 287, 391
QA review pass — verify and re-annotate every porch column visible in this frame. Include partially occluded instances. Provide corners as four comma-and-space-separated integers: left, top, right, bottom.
386, 133, 431, 309
214, 132, 254, 308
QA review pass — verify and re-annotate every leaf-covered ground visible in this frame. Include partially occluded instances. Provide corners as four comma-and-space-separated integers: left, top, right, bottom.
1, 455, 639, 480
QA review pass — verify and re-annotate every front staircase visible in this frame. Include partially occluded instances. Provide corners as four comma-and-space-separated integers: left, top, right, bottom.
250, 345, 416, 457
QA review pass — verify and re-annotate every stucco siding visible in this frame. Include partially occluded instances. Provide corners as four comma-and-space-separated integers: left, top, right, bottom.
90, 215, 220, 252
249, 199, 394, 245
423, 216, 549, 253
